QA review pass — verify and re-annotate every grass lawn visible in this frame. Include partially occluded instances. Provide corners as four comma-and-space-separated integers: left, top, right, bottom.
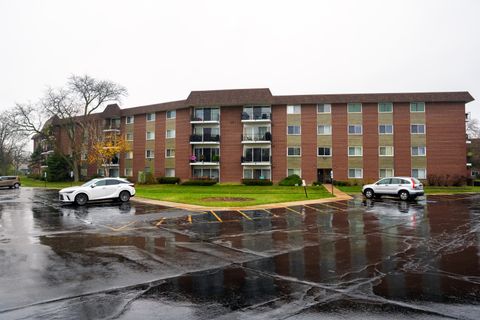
135, 184, 332, 207
20, 177, 333, 207
336, 185, 480, 195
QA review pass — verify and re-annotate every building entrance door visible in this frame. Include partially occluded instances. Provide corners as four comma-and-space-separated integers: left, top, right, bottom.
317, 169, 332, 183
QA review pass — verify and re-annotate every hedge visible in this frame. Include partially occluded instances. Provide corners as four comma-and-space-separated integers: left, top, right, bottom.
157, 176, 181, 184
278, 174, 302, 186
241, 179, 273, 186
181, 179, 217, 186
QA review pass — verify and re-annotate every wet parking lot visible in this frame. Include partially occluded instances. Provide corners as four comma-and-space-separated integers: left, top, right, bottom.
0, 188, 479, 319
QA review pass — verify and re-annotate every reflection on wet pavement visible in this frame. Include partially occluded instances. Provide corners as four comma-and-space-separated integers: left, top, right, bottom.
0, 188, 479, 319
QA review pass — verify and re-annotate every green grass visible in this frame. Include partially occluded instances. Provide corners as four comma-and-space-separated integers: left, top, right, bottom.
336, 185, 480, 194
135, 184, 332, 207
20, 177, 332, 207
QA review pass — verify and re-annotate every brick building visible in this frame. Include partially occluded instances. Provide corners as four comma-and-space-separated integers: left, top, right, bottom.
34, 89, 474, 184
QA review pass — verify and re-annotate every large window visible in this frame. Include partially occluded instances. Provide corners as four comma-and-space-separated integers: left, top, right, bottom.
193, 168, 219, 180
379, 146, 394, 156
287, 125, 301, 135
126, 116, 134, 124
348, 168, 363, 178
243, 126, 271, 141
317, 104, 331, 113
145, 150, 154, 159
410, 102, 425, 112
317, 125, 332, 135
379, 168, 394, 178
348, 103, 362, 113
194, 107, 220, 121
165, 168, 175, 177
412, 168, 426, 179
125, 133, 133, 141
193, 147, 220, 162
287, 168, 301, 177
125, 151, 133, 159
243, 148, 270, 163
192, 126, 220, 142
165, 149, 175, 158
348, 146, 363, 156
412, 146, 426, 156
166, 110, 176, 119
124, 168, 133, 177
379, 124, 393, 134
348, 125, 362, 135
243, 168, 271, 179
411, 124, 425, 134
146, 113, 156, 121
242, 106, 271, 120
318, 147, 331, 157
287, 147, 301, 156
378, 102, 393, 113
146, 131, 155, 140
287, 105, 301, 114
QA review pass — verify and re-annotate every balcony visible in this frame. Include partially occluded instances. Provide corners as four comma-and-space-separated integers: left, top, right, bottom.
101, 156, 119, 167
190, 134, 220, 144
190, 115, 220, 124
241, 155, 271, 166
241, 112, 271, 122
103, 123, 121, 133
241, 132, 271, 144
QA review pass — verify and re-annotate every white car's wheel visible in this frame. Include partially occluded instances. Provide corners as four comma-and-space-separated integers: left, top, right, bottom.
119, 191, 131, 202
399, 190, 410, 201
74, 193, 88, 206
364, 188, 374, 199
13, 183, 20, 189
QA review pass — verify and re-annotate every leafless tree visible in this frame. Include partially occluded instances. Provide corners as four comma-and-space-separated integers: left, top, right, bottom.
467, 118, 480, 138
0, 111, 29, 175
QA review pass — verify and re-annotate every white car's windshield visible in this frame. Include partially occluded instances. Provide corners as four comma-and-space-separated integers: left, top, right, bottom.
81, 179, 99, 187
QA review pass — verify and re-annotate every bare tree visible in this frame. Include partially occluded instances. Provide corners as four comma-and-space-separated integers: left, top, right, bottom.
467, 118, 480, 138
0, 111, 29, 175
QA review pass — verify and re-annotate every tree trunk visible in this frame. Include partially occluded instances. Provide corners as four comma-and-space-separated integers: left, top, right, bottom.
73, 160, 79, 182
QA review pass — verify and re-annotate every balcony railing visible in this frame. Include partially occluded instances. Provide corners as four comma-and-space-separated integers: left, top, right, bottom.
241, 156, 272, 164
241, 132, 272, 142
241, 112, 271, 121
190, 134, 220, 142
191, 115, 220, 122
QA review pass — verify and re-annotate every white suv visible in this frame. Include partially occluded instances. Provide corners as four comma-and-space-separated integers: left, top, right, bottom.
362, 177, 424, 201
59, 178, 136, 205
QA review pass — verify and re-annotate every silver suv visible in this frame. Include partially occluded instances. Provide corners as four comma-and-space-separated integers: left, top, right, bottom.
362, 177, 424, 200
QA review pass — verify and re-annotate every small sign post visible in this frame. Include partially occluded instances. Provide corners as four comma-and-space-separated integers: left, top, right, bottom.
302, 179, 308, 198
70, 171, 74, 186
44, 171, 47, 188
330, 171, 334, 195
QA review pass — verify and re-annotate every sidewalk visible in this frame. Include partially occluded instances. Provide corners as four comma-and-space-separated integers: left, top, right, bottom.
132, 184, 353, 211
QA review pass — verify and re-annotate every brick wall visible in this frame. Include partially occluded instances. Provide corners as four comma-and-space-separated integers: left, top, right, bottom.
175, 108, 191, 180
133, 114, 146, 181
363, 103, 379, 180
155, 111, 166, 177
220, 106, 243, 182
301, 104, 317, 183
393, 103, 411, 176
332, 104, 348, 180
272, 105, 287, 183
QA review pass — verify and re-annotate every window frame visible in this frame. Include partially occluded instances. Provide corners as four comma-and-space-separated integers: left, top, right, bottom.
411, 146, 426, 156
379, 168, 394, 178
412, 168, 427, 179
165, 148, 175, 158
166, 110, 176, 119
126, 116, 134, 124
124, 168, 133, 177
317, 147, 332, 157
145, 149, 155, 159
378, 124, 393, 135
316, 104, 331, 114
125, 151, 133, 159
347, 103, 362, 113
379, 146, 394, 157
287, 125, 301, 135
410, 102, 425, 113
411, 124, 426, 134
348, 168, 363, 179
287, 147, 301, 157
348, 124, 362, 135
348, 146, 363, 157
125, 132, 134, 141
317, 125, 332, 135
287, 105, 301, 114
146, 113, 156, 121
165, 168, 176, 177
287, 168, 301, 177
378, 102, 393, 113
166, 129, 176, 139
146, 131, 155, 140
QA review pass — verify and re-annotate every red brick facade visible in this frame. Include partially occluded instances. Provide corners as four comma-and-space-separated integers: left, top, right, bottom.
271, 105, 287, 183
332, 104, 348, 181
363, 103, 379, 180
220, 106, 243, 183
301, 104, 317, 183
393, 103, 412, 176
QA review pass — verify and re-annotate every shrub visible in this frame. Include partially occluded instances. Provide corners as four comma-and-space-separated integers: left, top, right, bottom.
181, 179, 217, 186
241, 179, 273, 186
46, 153, 72, 182
333, 180, 349, 186
157, 176, 181, 184
278, 174, 302, 186
27, 173, 42, 180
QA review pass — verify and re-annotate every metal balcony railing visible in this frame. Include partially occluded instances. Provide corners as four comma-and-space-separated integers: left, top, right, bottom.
190, 134, 220, 142
241, 112, 271, 121
241, 155, 272, 163
241, 132, 272, 142
191, 114, 220, 122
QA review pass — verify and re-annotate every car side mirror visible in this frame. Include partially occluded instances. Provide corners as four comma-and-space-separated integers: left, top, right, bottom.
90, 184, 96, 188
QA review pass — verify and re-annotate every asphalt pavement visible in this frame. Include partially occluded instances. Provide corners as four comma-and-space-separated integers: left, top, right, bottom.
0, 188, 479, 319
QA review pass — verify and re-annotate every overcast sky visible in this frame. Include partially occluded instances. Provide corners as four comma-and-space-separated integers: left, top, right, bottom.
1, 0, 479, 118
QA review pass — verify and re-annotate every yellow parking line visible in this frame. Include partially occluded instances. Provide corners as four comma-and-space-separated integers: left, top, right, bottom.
188, 215, 192, 224
237, 210, 253, 221
317, 203, 347, 212
210, 210, 223, 222
304, 204, 323, 212
286, 207, 304, 215
155, 218, 165, 226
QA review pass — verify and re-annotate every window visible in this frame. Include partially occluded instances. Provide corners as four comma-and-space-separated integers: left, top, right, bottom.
287, 125, 301, 135
411, 124, 425, 134
378, 102, 393, 113
243, 148, 270, 162
125, 151, 133, 159
348, 168, 363, 178
288, 168, 301, 177
412, 146, 426, 156
193, 168, 219, 179
318, 147, 331, 157
126, 133, 133, 141
194, 107, 220, 121
242, 106, 271, 120
165, 149, 175, 158
410, 102, 425, 112
412, 168, 426, 179
126, 116, 134, 124
379, 146, 394, 156
146, 113, 156, 121
146, 150, 154, 159
146, 131, 155, 140
124, 168, 133, 177
379, 168, 394, 178
81, 153, 87, 161
166, 110, 176, 119
287, 147, 301, 156
165, 168, 175, 177
317, 104, 331, 113
348, 103, 362, 113
348, 125, 362, 135
166, 129, 176, 138
193, 147, 220, 162
379, 124, 393, 134
348, 146, 363, 156
317, 125, 332, 135
243, 168, 271, 180
287, 105, 301, 114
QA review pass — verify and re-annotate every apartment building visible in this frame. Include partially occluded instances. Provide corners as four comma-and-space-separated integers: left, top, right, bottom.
35, 88, 474, 184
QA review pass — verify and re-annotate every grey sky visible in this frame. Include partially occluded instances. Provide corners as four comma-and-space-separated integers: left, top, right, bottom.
1, 0, 479, 118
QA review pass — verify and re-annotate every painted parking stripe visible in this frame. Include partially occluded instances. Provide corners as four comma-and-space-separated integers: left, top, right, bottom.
286, 207, 304, 215
303, 204, 324, 212
210, 210, 223, 222
112, 221, 137, 231
155, 218, 165, 226
188, 215, 192, 224
237, 210, 253, 221
316, 203, 347, 212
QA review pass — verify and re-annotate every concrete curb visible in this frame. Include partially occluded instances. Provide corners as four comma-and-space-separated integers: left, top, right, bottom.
131, 184, 353, 211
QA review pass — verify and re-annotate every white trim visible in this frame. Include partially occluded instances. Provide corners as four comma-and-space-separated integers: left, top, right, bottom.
378, 124, 394, 135
317, 146, 332, 157
378, 102, 393, 113
125, 151, 133, 160
166, 129, 176, 139
410, 102, 425, 113
412, 168, 427, 179
166, 110, 176, 119
379, 168, 394, 178
348, 168, 363, 179
146, 131, 155, 140
316, 103, 331, 114
125, 133, 134, 141
146, 113, 156, 121
287, 168, 302, 177
287, 146, 301, 157
348, 146, 363, 157
411, 124, 426, 134
124, 168, 133, 177
287, 125, 301, 135
317, 125, 332, 135
145, 149, 155, 159
379, 146, 394, 157
165, 148, 175, 158
411, 146, 427, 156
347, 103, 362, 113
125, 116, 134, 124
348, 124, 362, 135
287, 105, 301, 114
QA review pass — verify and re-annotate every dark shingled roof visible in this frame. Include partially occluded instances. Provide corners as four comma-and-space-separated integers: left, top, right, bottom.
185, 88, 273, 107
121, 100, 186, 116
273, 91, 474, 105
